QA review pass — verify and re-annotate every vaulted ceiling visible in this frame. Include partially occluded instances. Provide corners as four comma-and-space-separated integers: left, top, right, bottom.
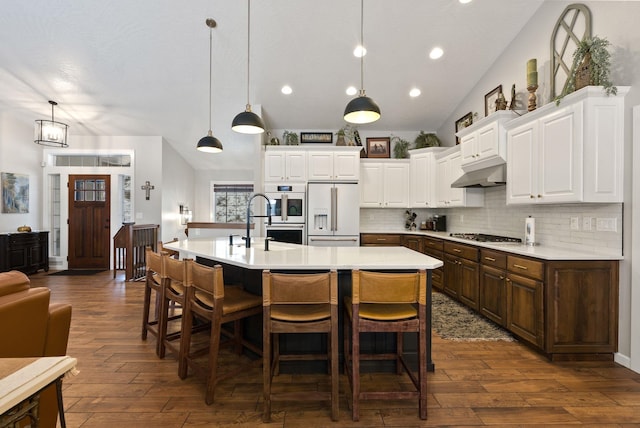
0, 0, 545, 170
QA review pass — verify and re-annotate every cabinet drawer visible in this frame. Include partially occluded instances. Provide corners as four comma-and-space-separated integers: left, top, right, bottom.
423, 237, 444, 251
481, 249, 507, 269
360, 234, 401, 246
507, 255, 544, 281
444, 241, 478, 261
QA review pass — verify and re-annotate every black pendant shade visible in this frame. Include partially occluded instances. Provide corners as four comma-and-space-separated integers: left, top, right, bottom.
344, 93, 381, 124
197, 131, 223, 153
231, 106, 266, 134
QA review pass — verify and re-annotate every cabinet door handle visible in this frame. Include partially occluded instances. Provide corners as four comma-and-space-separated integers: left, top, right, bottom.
376, 238, 387, 241
537, 194, 542, 198
484, 256, 496, 262
513, 264, 528, 270
530, 194, 535, 199
453, 248, 462, 253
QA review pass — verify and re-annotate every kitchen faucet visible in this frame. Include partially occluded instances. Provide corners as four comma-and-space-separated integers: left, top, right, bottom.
245, 193, 272, 248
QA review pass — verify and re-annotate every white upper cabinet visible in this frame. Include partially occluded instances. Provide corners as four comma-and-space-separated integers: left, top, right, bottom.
434, 147, 484, 208
307, 147, 360, 181
457, 110, 517, 171
409, 147, 446, 208
505, 86, 628, 205
264, 147, 307, 182
360, 160, 409, 208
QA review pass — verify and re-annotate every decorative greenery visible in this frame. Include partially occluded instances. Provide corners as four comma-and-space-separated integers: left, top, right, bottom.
414, 131, 441, 149
555, 36, 617, 104
337, 124, 357, 144
391, 135, 411, 159
282, 130, 299, 145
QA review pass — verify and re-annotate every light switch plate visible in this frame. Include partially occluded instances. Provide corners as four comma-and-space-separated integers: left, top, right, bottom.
582, 217, 592, 231
570, 217, 580, 230
596, 218, 617, 232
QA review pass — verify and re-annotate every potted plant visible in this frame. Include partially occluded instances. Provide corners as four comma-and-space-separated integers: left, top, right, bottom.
391, 135, 411, 159
336, 124, 356, 146
282, 130, 299, 145
555, 35, 617, 104
414, 131, 441, 149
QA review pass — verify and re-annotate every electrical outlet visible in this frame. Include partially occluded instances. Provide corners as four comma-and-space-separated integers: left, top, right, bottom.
582, 217, 592, 231
570, 217, 580, 230
596, 218, 617, 232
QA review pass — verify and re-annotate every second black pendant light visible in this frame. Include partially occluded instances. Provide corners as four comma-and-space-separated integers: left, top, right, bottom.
232, 0, 266, 134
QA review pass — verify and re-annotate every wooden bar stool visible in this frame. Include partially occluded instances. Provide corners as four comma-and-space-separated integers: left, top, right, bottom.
157, 253, 190, 359
262, 270, 339, 422
141, 247, 163, 355
344, 269, 428, 421
178, 260, 262, 405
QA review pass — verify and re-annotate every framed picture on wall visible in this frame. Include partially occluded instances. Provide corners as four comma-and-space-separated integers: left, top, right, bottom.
484, 85, 502, 116
1, 172, 29, 213
365, 137, 390, 158
454, 112, 473, 144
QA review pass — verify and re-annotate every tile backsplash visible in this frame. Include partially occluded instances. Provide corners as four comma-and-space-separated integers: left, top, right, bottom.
360, 187, 622, 256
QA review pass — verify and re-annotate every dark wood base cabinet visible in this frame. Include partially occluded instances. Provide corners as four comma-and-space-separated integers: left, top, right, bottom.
0, 231, 49, 274
362, 233, 619, 360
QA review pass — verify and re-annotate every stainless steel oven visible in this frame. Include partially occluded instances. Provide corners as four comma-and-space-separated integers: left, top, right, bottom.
266, 223, 306, 245
264, 183, 306, 224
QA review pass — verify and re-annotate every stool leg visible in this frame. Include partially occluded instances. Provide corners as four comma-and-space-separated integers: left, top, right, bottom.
141, 282, 152, 340
262, 312, 272, 422
330, 311, 339, 421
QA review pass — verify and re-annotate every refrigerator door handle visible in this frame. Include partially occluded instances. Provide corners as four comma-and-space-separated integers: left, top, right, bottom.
331, 187, 337, 231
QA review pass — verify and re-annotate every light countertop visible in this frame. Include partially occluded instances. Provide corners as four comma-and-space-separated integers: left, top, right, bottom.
163, 237, 443, 270
361, 229, 623, 261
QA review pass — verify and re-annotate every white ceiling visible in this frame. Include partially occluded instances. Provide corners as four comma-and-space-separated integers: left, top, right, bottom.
0, 0, 546, 170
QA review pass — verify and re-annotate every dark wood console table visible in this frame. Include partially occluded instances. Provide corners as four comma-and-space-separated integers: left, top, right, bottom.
0, 232, 49, 274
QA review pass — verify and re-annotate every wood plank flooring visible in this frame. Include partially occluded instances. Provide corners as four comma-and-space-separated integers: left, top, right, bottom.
30, 270, 640, 427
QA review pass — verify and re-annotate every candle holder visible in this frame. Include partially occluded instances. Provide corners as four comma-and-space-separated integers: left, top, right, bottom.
527, 84, 538, 112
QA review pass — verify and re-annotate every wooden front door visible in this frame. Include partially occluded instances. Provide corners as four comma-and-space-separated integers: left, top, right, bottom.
68, 175, 111, 269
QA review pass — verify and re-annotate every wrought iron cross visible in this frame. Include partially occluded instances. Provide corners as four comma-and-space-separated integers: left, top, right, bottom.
141, 180, 155, 200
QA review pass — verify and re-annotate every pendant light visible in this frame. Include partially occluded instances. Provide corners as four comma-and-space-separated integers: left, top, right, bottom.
34, 100, 69, 147
197, 18, 223, 153
231, 0, 266, 134
344, 0, 381, 124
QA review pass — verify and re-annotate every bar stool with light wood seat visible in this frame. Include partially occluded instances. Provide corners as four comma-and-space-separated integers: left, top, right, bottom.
141, 247, 163, 355
178, 259, 263, 405
344, 269, 428, 421
262, 270, 339, 422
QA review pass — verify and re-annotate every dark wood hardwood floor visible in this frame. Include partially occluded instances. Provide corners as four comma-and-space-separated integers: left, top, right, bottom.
31, 270, 640, 427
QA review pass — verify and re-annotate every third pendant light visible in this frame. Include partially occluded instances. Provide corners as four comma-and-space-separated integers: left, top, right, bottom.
232, 0, 266, 134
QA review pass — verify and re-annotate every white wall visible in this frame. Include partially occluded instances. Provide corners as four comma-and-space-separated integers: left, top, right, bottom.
0, 112, 44, 232
161, 139, 195, 242
434, 0, 640, 368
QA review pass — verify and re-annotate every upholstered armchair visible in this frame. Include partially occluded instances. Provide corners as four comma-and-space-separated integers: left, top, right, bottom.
0, 270, 72, 428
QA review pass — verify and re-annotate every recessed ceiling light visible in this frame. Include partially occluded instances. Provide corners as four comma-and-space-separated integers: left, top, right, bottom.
353, 45, 367, 58
429, 47, 444, 60
459, 0, 472, 4
281, 85, 292, 95
346, 86, 358, 96
409, 88, 421, 97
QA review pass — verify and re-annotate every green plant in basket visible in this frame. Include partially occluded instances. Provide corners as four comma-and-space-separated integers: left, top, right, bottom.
391, 135, 411, 159
414, 131, 440, 149
555, 35, 617, 104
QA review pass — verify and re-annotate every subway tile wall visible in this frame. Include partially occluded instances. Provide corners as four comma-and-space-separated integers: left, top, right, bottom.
360, 187, 623, 256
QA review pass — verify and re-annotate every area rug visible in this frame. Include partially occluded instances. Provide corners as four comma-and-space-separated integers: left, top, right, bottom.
48, 269, 106, 276
431, 292, 515, 342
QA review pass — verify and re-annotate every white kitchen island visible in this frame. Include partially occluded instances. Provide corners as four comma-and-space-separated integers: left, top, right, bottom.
164, 237, 443, 371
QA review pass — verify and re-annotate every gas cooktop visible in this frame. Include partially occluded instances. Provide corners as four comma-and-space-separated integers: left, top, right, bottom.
449, 233, 522, 243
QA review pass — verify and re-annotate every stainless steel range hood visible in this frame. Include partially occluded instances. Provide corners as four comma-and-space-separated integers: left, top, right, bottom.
451, 164, 506, 188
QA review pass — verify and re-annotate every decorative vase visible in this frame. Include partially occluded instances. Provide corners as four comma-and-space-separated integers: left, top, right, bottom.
336, 135, 346, 146
575, 52, 592, 91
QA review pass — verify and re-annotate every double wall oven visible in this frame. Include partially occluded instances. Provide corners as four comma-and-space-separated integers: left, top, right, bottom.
264, 183, 306, 244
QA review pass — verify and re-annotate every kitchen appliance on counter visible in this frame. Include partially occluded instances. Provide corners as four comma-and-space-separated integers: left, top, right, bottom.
307, 181, 360, 247
449, 233, 522, 243
264, 183, 306, 244
423, 215, 447, 232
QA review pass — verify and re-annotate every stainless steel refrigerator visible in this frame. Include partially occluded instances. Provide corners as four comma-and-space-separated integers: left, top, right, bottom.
306, 181, 360, 246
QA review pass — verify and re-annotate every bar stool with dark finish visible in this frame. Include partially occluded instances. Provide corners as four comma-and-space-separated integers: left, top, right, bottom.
262, 270, 339, 422
178, 260, 263, 405
157, 253, 190, 359
344, 269, 428, 421
141, 247, 163, 355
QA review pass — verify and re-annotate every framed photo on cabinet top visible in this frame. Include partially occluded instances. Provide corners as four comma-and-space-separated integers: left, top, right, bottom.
366, 137, 390, 158
454, 112, 473, 144
484, 85, 502, 116
300, 132, 333, 144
